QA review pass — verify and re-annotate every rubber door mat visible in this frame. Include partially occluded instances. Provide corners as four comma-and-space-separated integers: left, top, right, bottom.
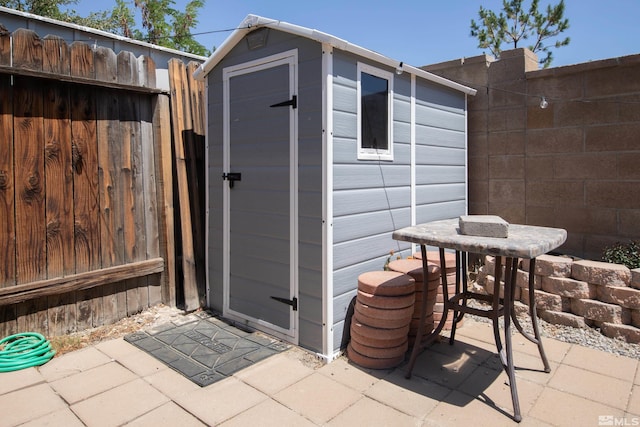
125, 311, 290, 386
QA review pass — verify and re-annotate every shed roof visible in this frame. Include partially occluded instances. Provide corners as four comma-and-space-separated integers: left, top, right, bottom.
193, 14, 476, 96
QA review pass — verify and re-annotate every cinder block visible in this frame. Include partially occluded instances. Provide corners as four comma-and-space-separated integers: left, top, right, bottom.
514, 270, 542, 289
585, 181, 640, 210
526, 180, 584, 207
631, 268, 640, 290
489, 101, 527, 132
481, 257, 507, 281
488, 155, 525, 180
632, 310, 640, 328
525, 156, 555, 180
488, 131, 525, 155
586, 65, 640, 98
538, 310, 587, 329
484, 275, 521, 301
513, 301, 529, 316
572, 260, 631, 286
620, 212, 640, 237
554, 154, 617, 180
484, 255, 495, 270
515, 269, 529, 288
489, 180, 525, 204
521, 288, 562, 311
526, 127, 584, 155
600, 322, 640, 344
570, 298, 629, 324
618, 153, 640, 180
553, 207, 617, 235
541, 276, 596, 299
527, 103, 553, 129
596, 286, 640, 310
476, 265, 488, 285
532, 254, 573, 277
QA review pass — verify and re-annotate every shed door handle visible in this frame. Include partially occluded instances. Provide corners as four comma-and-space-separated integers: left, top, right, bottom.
222, 172, 241, 188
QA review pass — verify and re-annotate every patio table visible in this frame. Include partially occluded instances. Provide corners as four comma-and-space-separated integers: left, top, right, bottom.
392, 218, 567, 422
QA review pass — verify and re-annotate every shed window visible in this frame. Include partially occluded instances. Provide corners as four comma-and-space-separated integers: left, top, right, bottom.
357, 63, 393, 161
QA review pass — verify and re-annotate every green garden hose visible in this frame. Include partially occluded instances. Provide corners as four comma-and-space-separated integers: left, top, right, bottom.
0, 332, 56, 372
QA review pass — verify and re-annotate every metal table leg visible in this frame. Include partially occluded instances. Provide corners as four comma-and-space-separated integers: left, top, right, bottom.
405, 245, 450, 379
510, 258, 551, 372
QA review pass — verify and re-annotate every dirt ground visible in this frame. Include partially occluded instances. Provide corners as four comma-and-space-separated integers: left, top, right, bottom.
48, 304, 188, 357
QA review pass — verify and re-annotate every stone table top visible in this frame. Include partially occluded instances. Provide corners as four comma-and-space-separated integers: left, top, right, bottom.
392, 219, 567, 259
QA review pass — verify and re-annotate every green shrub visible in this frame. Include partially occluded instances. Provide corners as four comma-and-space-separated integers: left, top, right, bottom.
602, 241, 640, 269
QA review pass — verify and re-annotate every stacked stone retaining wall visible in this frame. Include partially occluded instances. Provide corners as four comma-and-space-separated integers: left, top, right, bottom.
476, 254, 640, 344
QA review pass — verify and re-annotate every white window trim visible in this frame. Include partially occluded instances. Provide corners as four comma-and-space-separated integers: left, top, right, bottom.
357, 62, 394, 161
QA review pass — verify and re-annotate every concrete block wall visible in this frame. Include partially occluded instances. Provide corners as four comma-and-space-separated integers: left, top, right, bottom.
476, 254, 640, 343
423, 49, 640, 261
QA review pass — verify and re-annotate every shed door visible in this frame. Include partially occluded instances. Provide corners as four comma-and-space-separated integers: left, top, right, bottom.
222, 50, 298, 342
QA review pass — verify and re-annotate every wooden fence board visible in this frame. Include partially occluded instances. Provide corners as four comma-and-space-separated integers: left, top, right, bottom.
186, 62, 206, 301
0, 75, 14, 288
44, 81, 74, 278
0, 304, 17, 338
154, 94, 176, 306
70, 41, 95, 79
44, 78, 76, 334
44, 77, 77, 336
95, 46, 117, 85
138, 56, 156, 88
71, 42, 101, 328
95, 46, 123, 325
43, 35, 70, 75
187, 62, 205, 136
12, 29, 42, 71
0, 73, 16, 337
130, 92, 148, 314
118, 51, 146, 315
14, 75, 47, 333
14, 77, 46, 284
0, 24, 9, 66
48, 291, 75, 335
169, 59, 199, 311
141, 79, 161, 305
0, 258, 164, 305
139, 51, 160, 306
72, 85, 101, 329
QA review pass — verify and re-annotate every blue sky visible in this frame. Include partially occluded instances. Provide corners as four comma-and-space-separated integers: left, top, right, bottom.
76, 0, 639, 68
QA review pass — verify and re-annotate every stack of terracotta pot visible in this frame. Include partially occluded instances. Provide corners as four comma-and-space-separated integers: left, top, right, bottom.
413, 250, 460, 330
348, 271, 415, 369
387, 259, 441, 346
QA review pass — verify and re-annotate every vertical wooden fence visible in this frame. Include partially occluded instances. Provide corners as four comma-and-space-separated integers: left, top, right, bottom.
0, 25, 204, 338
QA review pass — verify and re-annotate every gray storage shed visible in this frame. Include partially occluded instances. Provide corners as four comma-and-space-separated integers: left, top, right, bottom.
194, 15, 476, 361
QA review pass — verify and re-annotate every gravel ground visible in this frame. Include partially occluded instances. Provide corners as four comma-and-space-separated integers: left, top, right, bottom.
465, 300, 640, 360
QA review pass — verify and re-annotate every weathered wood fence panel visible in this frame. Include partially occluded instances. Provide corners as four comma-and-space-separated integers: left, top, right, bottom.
0, 26, 190, 338
0, 74, 15, 325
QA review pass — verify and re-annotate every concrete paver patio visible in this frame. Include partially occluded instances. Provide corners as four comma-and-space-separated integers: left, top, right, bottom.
1, 318, 639, 426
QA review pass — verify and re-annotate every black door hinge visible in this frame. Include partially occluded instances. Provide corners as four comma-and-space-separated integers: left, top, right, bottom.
269, 95, 297, 109
270, 296, 298, 311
